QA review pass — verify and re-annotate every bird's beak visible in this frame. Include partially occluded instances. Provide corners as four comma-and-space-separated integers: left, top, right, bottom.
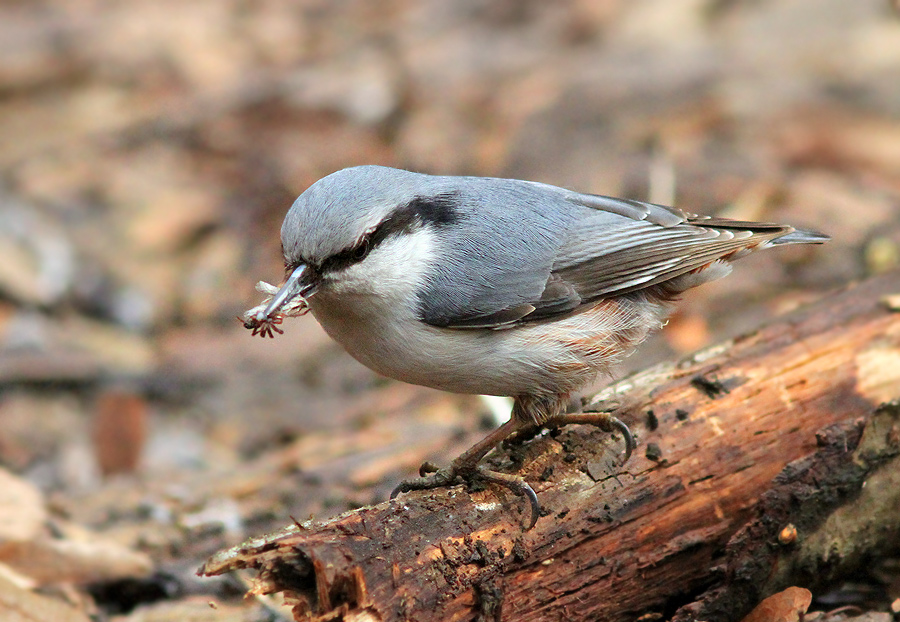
256, 263, 318, 321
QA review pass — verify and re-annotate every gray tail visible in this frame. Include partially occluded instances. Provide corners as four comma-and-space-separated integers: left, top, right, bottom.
769, 228, 830, 246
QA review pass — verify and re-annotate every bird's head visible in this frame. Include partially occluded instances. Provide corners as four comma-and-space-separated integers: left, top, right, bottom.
256, 165, 460, 323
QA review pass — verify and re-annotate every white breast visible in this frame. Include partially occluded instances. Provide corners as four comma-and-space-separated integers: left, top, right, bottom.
307, 228, 665, 398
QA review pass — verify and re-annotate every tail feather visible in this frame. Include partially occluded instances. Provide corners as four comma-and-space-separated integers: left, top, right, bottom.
769, 228, 830, 246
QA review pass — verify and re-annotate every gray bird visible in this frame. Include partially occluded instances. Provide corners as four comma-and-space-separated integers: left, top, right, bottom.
246, 165, 828, 529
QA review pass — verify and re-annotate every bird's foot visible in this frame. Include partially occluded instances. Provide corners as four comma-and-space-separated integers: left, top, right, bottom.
391, 462, 541, 530
473, 466, 541, 530
390, 465, 458, 496
547, 410, 636, 464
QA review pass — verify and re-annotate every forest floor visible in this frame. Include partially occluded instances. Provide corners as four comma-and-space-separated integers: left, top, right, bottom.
1, 1, 899, 620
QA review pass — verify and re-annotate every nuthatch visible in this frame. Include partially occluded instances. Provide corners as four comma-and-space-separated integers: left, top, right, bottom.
245, 165, 828, 529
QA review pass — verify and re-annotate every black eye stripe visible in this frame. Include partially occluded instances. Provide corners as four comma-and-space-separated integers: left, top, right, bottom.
319, 191, 460, 274
353, 239, 370, 259
320, 237, 373, 273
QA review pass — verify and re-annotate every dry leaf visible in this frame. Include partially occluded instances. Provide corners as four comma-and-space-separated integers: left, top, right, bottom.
0, 468, 47, 542
92, 389, 148, 476
0, 525, 153, 586
740, 586, 813, 622
0, 561, 36, 590
0, 573, 91, 622
110, 598, 254, 622
881, 294, 900, 312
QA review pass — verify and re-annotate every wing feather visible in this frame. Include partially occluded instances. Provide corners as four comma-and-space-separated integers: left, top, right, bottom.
429, 184, 806, 330
552, 219, 789, 302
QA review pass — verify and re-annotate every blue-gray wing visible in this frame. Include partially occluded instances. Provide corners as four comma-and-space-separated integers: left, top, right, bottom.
551, 190, 803, 302
419, 182, 803, 330
415, 180, 574, 328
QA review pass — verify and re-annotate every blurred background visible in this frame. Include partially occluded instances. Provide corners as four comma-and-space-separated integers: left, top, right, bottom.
0, 0, 898, 619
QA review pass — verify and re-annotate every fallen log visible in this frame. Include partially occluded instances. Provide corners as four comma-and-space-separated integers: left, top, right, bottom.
200, 271, 900, 622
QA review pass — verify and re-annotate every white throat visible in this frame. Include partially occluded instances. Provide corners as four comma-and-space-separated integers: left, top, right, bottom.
320, 226, 436, 301
305, 226, 439, 379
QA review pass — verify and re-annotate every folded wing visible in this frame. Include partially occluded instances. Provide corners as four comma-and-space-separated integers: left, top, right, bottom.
438, 190, 823, 330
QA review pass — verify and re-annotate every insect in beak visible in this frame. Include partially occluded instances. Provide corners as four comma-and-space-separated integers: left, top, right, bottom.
242, 264, 317, 338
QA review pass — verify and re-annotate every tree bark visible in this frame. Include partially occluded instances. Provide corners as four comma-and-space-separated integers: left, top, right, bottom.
200, 271, 900, 622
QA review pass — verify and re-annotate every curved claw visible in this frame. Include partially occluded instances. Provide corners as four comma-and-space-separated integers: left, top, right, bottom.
608, 416, 635, 464
390, 465, 541, 530
474, 467, 541, 530
418, 461, 440, 476
546, 411, 637, 465
389, 483, 403, 500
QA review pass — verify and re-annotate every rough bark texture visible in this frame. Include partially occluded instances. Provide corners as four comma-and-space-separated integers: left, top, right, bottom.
200, 272, 900, 622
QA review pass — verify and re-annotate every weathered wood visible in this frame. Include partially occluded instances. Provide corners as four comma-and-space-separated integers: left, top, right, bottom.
672, 401, 900, 622
200, 272, 900, 622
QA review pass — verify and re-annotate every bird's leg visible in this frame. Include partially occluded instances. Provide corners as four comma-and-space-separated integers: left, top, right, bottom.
391, 397, 635, 529
391, 416, 541, 529
392, 417, 521, 487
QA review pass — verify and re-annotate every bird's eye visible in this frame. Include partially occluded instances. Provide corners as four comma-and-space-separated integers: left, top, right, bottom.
353, 239, 370, 260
